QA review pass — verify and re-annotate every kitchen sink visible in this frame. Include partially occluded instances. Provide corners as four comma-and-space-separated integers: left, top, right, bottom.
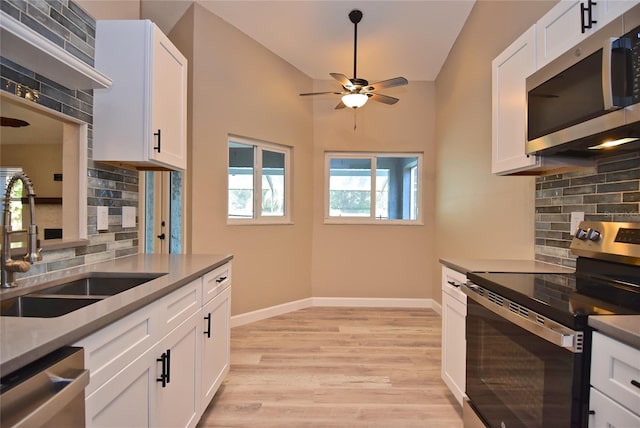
0, 272, 166, 317
0, 295, 102, 318
37, 273, 166, 297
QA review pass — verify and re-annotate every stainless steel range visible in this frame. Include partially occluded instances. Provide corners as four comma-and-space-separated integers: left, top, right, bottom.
461, 221, 640, 428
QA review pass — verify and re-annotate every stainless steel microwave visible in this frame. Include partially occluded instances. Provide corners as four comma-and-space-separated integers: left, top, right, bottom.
526, 4, 640, 158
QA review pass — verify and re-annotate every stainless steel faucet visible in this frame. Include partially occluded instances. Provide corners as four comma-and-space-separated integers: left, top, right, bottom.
2, 172, 42, 288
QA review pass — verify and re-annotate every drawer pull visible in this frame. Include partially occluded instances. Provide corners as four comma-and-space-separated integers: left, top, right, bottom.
166, 349, 171, 384
631, 379, 640, 389
156, 352, 168, 387
216, 276, 227, 284
447, 280, 461, 288
204, 313, 212, 338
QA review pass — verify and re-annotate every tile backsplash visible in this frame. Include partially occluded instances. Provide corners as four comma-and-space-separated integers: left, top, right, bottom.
535, 152, 640, 268
1, 0, 138, 280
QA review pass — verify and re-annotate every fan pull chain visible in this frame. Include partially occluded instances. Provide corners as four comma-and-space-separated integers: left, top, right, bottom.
353, 108, 357, 131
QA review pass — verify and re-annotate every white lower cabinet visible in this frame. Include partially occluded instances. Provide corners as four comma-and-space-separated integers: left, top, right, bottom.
153, 311, 200, 428
86, 347, 155, 427
441, 266, 467, 406
589, 331, 640, 427
76, 262, 232, 427
201, 286, 231, 409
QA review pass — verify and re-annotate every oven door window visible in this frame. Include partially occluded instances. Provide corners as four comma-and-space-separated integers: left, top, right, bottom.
466, 299, 583, 428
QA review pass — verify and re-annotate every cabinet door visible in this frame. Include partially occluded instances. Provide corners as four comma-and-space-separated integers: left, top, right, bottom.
153, 312, 200, 428
536, 0, 636, 69
441, 290, 467, 406
492, 25, 539, 175
85, 348, 155, 428
201, 286, 231, 412
590, 332, 640, 413
151, 24, 188, 170
537, 1, 588, 68
589, 387, 640, 427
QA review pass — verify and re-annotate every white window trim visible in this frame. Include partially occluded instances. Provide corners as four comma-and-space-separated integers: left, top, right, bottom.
324, 152, 423, 225
227, 134, 292, 225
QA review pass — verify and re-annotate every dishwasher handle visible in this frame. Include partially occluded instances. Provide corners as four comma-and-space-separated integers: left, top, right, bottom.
11, 369, 89, 428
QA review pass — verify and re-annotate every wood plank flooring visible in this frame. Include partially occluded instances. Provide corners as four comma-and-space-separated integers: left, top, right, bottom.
197, 307, 463, 427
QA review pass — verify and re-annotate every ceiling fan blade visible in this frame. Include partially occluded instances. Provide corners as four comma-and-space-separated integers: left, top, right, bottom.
299, 91, 344, 96
335, 100, 347, 110
370, 93, 399, 105
365, 77, 408, 92
330, 73, 354, 89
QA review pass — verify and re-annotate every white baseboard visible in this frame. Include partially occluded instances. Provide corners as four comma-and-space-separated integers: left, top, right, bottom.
230, 298, 313, 328
231, 297, 438, 328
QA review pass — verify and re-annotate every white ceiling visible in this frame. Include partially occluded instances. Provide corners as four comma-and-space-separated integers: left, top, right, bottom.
142, 0, 476, 82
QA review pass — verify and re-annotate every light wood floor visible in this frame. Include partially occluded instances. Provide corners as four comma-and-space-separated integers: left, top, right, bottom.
197, 307, 463, 427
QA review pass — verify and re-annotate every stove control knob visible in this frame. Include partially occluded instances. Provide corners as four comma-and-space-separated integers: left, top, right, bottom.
575, 228, 589, 240
587, 228, 601, 241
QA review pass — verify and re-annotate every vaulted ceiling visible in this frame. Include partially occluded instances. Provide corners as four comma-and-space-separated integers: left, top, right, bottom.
142, 0, 475, 82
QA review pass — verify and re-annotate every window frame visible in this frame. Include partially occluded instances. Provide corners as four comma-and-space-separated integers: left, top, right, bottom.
227, 134, 292, 225
324, 152, 423, 225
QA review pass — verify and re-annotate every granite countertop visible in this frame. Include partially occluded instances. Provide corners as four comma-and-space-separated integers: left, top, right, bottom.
589, 315, 640, 349
0, 253, 232, 376
439, 258, 575, 275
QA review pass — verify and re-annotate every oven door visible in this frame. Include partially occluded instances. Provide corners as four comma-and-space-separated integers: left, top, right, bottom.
464, 290, 587, 428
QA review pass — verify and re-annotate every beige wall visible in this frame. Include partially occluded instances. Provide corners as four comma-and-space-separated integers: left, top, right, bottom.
433, 1, 557, 302
310, 80, 436, 299
81, 0, 561, 314
2, 144, 62, 197
172, 4, 315, 315
76, 0, 140, 20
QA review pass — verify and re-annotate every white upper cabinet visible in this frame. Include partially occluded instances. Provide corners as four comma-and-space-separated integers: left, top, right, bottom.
536, 0, 637, 69
492, 26, 538, 175
93, 20, 187, 171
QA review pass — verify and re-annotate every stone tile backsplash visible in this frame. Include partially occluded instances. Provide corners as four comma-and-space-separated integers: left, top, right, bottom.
1, 0, 139, 280
535, 152, 640, 268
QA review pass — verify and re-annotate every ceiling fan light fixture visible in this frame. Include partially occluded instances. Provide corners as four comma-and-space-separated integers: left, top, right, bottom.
342, 93, 368, 109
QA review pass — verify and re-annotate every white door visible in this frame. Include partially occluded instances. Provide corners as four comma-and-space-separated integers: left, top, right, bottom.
143, 171, 184, 254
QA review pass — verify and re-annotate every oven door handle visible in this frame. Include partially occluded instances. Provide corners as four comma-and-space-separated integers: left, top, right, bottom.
462, 283, 583, 353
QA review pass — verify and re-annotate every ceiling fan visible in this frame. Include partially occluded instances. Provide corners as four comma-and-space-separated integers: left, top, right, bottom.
300, 9, 408, 110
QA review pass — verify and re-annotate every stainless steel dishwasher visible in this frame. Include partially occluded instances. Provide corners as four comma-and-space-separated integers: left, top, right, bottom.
1, 347, 89, 427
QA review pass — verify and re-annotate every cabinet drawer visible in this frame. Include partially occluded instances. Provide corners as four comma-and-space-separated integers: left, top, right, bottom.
75, 302, 159, 396
203, 262, 232, 304
589, 387, 640, 427
158, 278, 202, 336
442, 266, 467, 304
590, 331, 640, 414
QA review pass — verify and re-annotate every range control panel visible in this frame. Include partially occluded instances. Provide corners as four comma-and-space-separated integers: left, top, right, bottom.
571, 221, 640, 261
615, 227, 640, 244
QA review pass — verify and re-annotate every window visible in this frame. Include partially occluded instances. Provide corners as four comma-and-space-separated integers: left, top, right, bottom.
325, 153, 422, 224
1, 168, 25, 247
228, 135, 291, 223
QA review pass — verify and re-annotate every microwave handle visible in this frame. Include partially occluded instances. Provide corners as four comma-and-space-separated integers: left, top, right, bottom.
603, 37, 632, 110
